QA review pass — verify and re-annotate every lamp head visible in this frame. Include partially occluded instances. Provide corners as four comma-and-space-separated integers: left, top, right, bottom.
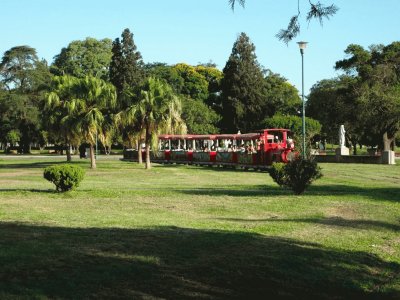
297, 41, 308, 54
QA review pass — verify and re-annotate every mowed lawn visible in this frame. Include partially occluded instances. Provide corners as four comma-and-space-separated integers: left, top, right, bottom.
0, 157, 399, 299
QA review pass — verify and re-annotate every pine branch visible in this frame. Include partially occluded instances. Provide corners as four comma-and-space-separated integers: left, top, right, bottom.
276, 15, 300, 45
229, 0, 339, 43
307, 1, 339, 25
229, 0, 245, 10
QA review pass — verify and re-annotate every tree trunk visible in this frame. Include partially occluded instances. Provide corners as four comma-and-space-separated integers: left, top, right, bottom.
350, 138, 357, 155
66, 143, 72, 162
137, 137, 143, 164
90, 144, 96, 169
145, 126, 151, 170
383, 132, 394, 151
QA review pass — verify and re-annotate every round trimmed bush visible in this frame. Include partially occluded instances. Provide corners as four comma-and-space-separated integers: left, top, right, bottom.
269, 157, 322, 195
44, 164, 85, 192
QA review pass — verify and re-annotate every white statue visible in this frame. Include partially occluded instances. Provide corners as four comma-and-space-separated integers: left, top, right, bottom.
339, 125, 346, 147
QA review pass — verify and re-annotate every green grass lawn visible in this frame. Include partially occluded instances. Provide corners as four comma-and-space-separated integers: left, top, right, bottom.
0, 157, 399, 299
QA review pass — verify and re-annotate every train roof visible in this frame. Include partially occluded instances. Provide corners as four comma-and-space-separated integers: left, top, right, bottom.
159, 129, 290, 140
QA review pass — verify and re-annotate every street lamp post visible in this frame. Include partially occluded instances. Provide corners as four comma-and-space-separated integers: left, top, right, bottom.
297, 41, 308, 157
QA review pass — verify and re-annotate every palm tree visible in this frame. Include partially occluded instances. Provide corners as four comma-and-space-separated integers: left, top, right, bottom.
70, 76, 117, 168
137, 77, 186, 169
47, 75, 116, 168
46, 75, 81, 162
118, 88, 144, 164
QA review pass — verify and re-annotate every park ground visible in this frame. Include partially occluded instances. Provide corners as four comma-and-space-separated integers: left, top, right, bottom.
0, 157, 399, 299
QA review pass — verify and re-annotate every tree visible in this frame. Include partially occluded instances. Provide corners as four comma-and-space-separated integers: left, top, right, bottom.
136, 77, 186, 169
221, 32, 266, 133
0, 46, 52, 153
307, 76, 363, 153
45, 75, 82, 161
52, 38, 112, 80
47, 75, 116, 168
145, 62, 185, 93
109, 28, 145, 98
229, 0, 338, 43
264, 71, 301, 116
1, 46, 40, 91
263, 114, 321, 154
109, 29, 145, 152
172, 63, 209, 101
145, 63, 223, 134
335, 42, 400, 151
181, 97, 221, 134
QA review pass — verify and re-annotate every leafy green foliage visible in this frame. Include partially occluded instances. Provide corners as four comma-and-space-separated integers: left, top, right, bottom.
51, 38, 112, 80
5, 129, 21, 145
181, 97, 221, 134
307, 76, 364, 153
43, 164, 85, 192
308, 42, 400, 150
264, 71, 301, 116
269, 157, 322, 195
269, 162, 286, 187
145, 63, 223, 134
263, 114, 321, 147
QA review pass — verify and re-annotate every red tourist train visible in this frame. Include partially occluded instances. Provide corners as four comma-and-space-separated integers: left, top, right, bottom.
123, 128, 296, 169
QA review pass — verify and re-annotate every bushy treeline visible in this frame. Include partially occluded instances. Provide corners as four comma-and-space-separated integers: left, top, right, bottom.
307, 43, 400, 152
0, 29, 319, 168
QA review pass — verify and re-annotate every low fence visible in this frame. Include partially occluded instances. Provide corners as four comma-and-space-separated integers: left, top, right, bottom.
314, 149, 397, 164
313, 155, 382, 164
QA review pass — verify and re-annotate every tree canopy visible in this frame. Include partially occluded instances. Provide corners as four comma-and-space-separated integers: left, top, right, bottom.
335, 42, 400, 150
52, 38, 112, 80
0, 46, 52, 153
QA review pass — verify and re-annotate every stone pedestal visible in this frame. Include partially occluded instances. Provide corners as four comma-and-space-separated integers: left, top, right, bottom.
335, 146, 349, 156
381, 150, 396, 165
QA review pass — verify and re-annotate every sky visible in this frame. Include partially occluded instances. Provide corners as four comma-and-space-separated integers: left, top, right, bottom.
1, 0, 400, 94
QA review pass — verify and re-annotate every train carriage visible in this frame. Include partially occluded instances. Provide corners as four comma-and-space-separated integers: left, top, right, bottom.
123, 128, 295, 169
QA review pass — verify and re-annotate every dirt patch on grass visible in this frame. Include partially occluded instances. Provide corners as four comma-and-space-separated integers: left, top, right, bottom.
326, 203, 361, 219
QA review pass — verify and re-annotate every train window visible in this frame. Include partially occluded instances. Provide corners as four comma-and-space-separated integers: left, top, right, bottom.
268, 131, 284, 143
159, 140, 171, 150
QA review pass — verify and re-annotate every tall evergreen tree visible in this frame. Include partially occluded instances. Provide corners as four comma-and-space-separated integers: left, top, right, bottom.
221, 33, 266, 133
109, 28, 145, 100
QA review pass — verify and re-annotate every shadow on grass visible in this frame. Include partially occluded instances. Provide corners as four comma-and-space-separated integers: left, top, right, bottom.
153, 163, 269, 173
0, 161, 71, 169
217, 217, 400, 232
0, 188, 56, 194
0, 223, 399, 299
309, 185, 400, 202
178, 184, 400, 202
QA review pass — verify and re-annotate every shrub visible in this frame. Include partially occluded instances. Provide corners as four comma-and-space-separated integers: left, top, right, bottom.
269, 157, 322, 195
44, 164, 85, 192
269, 162, 287, 187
